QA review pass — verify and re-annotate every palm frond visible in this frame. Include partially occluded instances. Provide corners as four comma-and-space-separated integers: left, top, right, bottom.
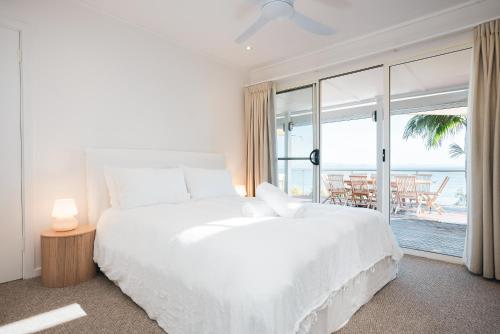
449, 143, 465, 158
403, 114, 466, 149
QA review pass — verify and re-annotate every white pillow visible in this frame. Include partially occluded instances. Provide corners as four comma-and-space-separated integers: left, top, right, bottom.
241, 198, 277, 217
256, 182, 304, 218
183, 167, 237, 199
104, 167, 190, 209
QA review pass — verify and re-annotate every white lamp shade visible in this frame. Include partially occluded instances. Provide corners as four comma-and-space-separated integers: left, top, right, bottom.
235, 185, 247, 197
52, 199, 78, 218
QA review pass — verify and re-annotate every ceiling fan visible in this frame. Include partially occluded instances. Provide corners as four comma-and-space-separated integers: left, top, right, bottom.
235, 0, 335, 44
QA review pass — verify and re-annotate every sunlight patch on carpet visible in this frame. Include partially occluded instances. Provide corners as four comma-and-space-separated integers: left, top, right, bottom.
0, 303, 86, 334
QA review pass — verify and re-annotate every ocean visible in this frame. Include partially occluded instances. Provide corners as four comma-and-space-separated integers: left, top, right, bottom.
280, 168, 467, 207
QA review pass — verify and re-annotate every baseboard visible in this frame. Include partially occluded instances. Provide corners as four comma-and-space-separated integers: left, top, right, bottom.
24, 267, 41, 279
402, 248, 465, 265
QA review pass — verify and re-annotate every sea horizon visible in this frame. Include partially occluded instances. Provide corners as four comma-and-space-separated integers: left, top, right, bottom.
279, 167, 467, 206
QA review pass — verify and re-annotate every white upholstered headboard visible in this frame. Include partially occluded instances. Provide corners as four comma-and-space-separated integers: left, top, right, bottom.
86, 148, 226, 225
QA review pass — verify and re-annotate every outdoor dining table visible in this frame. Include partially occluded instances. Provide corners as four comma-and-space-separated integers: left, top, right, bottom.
343, 178, 432, 188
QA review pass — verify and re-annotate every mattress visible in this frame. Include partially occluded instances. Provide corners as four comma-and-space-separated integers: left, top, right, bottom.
94, 196, 402, 334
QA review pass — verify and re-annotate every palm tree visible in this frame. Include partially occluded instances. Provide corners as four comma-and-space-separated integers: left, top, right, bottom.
402, 114, 466, 158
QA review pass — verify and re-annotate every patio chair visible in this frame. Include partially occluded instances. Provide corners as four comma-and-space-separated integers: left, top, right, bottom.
389, 175, 399, 210
415, 173, 432, 193
365, 174, 378, 209
322, 174, 348, 205
421, 176, 449, 214
394, 175, 421, 214
349, 175, 375, 209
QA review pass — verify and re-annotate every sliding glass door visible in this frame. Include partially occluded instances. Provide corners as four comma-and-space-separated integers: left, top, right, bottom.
273, 46, 472, 259
275, 68, 384, 206
389, 49, 471, 257
319, 67, 383, 208
275, 85, 319, 201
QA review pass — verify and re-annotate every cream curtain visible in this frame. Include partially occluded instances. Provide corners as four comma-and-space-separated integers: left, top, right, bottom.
244, 82, 276, 197
466, 19, 500, 280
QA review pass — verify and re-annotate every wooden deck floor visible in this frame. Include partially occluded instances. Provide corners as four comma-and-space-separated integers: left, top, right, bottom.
390, 218, 467, 257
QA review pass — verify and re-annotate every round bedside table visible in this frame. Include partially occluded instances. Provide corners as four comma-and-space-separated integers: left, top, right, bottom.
41, 224, 97, 288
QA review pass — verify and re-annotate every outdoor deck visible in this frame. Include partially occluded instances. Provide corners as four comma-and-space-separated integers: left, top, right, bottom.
390, 206, 467, 257
311, 170, 469, 257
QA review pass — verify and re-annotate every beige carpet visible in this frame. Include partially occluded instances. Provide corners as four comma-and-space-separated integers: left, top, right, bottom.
1, 255, 499, 334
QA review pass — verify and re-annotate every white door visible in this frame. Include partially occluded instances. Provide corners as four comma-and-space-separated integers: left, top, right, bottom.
0, 26, 23, 283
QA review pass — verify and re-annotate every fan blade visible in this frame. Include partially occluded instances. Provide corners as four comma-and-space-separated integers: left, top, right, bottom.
236, 16, 269, 44
291, 12, 334, 35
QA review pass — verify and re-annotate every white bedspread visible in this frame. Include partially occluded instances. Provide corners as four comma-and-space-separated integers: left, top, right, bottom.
94, 196, 402, 334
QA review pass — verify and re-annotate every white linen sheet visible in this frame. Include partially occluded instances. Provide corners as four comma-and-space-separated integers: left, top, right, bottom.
94, 196, 402, 334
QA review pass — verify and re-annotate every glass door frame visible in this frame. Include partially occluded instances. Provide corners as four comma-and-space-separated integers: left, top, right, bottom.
276, 83, 320, 202
274, 43, 472, 229
276, 65, 385, 206
273, 41, 472, 262
382, 45, 473, 228
318, 65, 384, 210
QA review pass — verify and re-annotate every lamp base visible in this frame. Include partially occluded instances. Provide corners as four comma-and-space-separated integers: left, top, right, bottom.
52, 217, 78, 232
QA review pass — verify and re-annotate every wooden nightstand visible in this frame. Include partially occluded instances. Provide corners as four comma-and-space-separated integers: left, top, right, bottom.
41, 224, 97, 288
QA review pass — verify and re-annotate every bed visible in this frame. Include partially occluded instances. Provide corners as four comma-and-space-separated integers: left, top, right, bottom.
87, 148, 403, 334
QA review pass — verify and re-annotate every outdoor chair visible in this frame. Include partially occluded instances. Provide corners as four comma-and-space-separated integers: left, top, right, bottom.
394, 175, 421, 214
369, 174, 377, 206
349, 175, 375, 209
420, 176, 450, 214
322, 174, 348, 205
415, 173, 432, 193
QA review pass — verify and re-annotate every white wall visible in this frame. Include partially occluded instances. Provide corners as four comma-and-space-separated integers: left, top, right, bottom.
0, 0, 247, 278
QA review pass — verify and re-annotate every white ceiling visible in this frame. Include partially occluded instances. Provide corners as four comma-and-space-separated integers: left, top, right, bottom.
78, 0, 472, 69
276, 48, 471, 114
391, 48, 471, 96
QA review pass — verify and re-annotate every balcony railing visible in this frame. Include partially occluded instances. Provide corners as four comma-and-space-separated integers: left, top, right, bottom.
279, 168, 466, 207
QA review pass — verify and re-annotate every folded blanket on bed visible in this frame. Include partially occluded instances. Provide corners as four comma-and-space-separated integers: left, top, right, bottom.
241, 199, 277, 217
256, 182, 305, 218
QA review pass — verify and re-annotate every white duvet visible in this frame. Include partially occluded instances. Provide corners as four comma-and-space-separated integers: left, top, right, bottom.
94, 196, 402, 334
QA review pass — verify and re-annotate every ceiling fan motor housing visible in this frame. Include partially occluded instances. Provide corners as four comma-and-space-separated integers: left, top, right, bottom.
261, 0, 295, 20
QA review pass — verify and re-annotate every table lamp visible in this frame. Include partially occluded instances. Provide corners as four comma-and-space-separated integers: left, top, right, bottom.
52, 199, 79, 231
235, 185, 247, 197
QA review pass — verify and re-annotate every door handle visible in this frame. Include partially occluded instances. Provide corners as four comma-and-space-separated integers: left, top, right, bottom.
309, 149, 320, 166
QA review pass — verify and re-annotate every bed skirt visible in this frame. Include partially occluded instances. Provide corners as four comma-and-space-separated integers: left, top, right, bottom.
307, 256, 398, 333
98, 244, 398, 334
